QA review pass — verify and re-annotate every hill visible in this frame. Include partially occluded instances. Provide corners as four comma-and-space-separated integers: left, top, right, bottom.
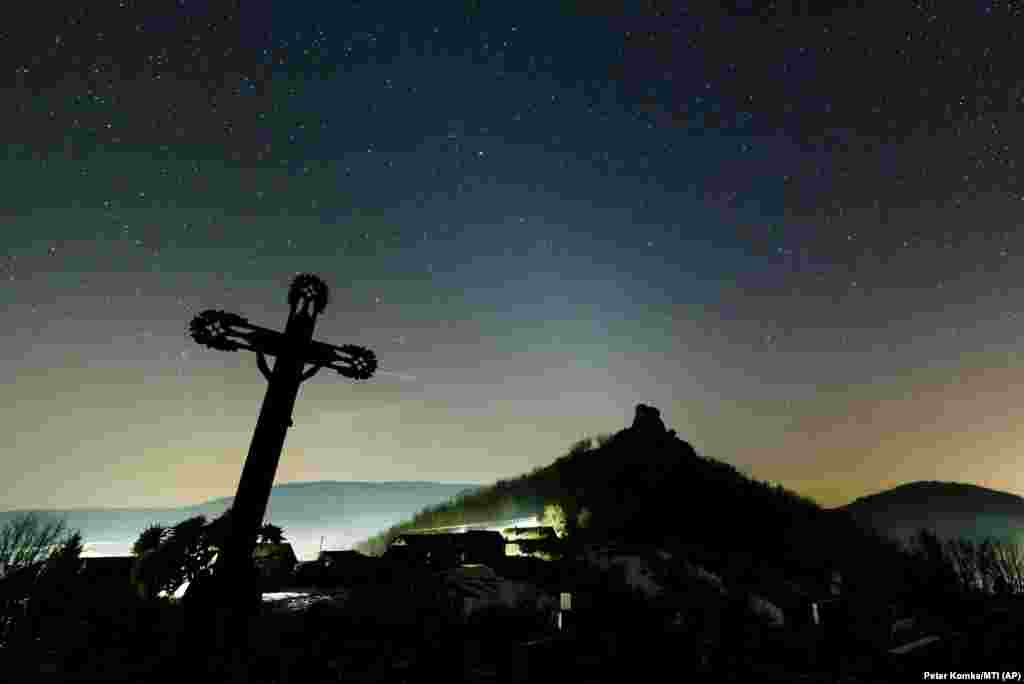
0, 481, 481, 561
356, 404, 907, 596
837, 480, 1024, 548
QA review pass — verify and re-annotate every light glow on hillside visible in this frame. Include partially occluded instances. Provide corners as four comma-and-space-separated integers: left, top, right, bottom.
408, 516, 541, 535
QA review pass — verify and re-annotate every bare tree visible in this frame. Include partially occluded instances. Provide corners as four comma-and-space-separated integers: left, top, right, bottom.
977, 540, 1008, 595
1007, 542, 1024, 594
542, 503, 568, 538
945, 538, 980, 592
990, 540, 1024, 594
933, 536, 1024, 597
0, 513, 70, 576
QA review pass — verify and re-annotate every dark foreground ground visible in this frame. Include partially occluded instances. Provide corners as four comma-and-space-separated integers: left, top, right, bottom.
2, 587, 1021, 683
0, 624, 881, 684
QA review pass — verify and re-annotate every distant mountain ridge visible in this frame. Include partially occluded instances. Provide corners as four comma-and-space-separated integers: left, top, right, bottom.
837, 480, 1024, 547
0, 481, 483, 560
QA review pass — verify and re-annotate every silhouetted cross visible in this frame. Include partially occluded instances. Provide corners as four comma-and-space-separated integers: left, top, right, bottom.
187, 273, 376, 627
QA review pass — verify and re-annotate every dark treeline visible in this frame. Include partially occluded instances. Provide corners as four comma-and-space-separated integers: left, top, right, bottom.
907, 528, 1024, 597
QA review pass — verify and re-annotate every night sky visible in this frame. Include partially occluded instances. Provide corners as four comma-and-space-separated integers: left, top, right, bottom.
3, 1, 1024, 512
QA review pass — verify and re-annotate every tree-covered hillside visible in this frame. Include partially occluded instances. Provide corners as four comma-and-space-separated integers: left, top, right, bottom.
356, 404, 908, 598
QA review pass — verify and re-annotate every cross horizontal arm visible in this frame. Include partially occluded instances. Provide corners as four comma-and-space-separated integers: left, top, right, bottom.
189, 310, 290, 356
190, 309, 377, 380
303, 340, 378, 380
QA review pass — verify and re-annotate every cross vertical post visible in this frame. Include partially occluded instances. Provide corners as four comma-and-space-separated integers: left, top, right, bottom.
187, 273, 377, 653
215, 294, 313, 611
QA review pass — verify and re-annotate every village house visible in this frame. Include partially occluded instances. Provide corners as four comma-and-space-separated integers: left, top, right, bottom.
291, 559, 328, 587
503, 526, 559, 559
72, 556, 139, 636
0, 556, 140, 647
0, 560, 46, 643
316, 549, 380, 586
385, 530, 505, 569
0, 561, 45, 603
76, 556, 136, 595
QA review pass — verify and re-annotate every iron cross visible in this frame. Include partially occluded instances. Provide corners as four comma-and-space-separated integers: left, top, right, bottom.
187, 273, 376, 617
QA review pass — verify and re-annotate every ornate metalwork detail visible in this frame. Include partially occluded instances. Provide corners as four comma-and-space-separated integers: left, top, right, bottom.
189, 310, 250, 352
189, 309, 378, 382
288, 273, 329, 317
188, 310, 289, 357
305, 340, 378, 380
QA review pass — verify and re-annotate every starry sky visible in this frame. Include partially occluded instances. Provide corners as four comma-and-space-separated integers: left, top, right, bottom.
3, 1, 1024, 512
